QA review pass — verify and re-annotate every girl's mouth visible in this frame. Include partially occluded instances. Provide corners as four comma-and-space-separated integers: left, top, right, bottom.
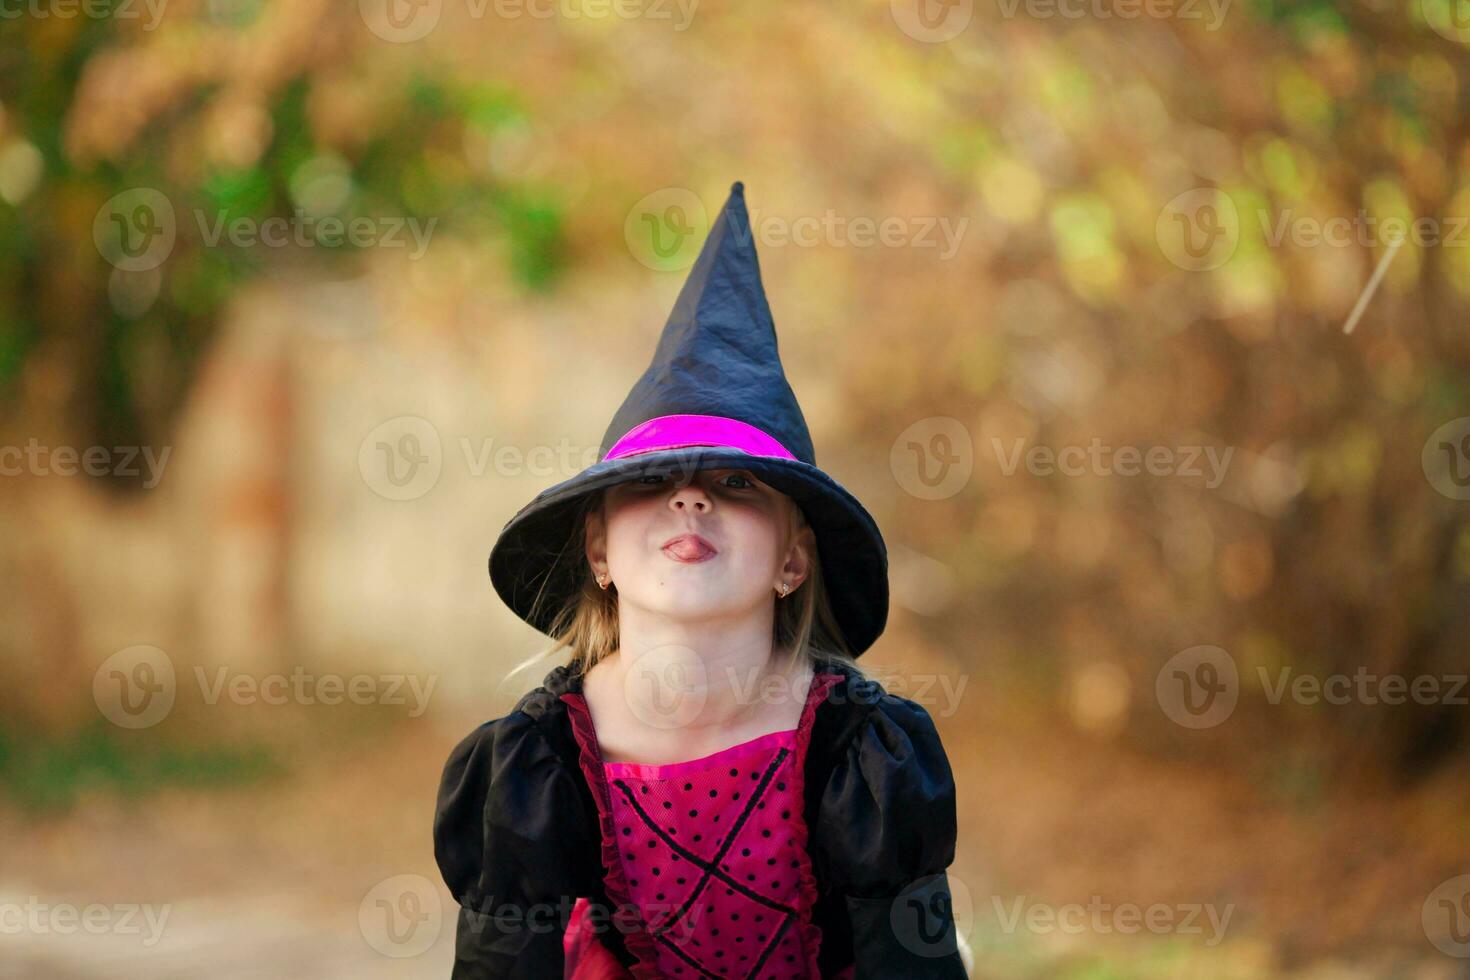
661, 534, 718, 563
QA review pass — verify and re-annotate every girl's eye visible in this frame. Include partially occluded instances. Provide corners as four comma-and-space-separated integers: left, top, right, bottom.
629, 472, 754, 491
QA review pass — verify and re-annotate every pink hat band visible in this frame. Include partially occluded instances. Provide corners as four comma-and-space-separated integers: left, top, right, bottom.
602, 414, 797, 462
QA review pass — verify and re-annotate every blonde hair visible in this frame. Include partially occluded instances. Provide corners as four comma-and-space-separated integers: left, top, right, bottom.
503, 485, 864, 689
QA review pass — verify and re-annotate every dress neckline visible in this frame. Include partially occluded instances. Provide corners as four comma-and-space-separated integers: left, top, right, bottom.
555, 662, 846, 768
602, 724, 798, 779
577, 663, 820, 773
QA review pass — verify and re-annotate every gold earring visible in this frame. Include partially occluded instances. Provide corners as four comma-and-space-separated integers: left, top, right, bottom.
597, 574, 609, 590
778, 582, 790, 596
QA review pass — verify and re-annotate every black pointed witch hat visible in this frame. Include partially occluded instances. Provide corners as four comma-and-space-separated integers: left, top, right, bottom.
488, 182, 888, 655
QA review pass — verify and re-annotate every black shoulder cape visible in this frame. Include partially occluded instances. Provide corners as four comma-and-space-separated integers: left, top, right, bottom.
433, 658, 967, 978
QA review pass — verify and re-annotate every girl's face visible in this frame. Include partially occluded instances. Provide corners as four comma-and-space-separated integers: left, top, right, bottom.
584, 467, 812, 623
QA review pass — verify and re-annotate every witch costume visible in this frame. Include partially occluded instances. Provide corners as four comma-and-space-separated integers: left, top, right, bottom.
433, 183, 967, 979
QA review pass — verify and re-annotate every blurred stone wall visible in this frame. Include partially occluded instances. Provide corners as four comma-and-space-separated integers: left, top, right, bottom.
0, 254, 725, 733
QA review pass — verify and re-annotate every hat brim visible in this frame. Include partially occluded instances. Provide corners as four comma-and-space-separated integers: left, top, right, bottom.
487, 447, 888, 656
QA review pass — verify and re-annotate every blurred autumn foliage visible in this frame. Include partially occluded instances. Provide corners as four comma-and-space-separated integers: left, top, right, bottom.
1, 0, 1470, 972
1, 0, 1468, 771
1, 0, 567, 464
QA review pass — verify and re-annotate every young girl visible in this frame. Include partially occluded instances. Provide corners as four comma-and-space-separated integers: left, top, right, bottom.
434, 183, 967, 979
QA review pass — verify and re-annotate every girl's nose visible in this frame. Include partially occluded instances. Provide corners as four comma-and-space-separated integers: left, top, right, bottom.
669, 480, 711, 513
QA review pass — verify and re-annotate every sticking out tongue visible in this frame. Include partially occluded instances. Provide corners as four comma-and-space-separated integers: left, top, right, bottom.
664, 539, 714, 561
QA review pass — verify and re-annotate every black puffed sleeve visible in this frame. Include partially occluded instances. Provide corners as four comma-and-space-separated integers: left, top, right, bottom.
811, 690, 968, 978
434, 709, 593, 979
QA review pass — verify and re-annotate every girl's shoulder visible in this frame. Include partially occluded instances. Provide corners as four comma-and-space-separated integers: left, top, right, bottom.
432, 666, 603, 913
434, 662, 590, 808
805, 656, 955, 770
803, 659, 961, 915
435, 661, 598, 774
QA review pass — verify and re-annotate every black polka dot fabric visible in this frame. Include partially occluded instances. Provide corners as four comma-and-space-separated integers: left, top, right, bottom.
564, 673, 844, 979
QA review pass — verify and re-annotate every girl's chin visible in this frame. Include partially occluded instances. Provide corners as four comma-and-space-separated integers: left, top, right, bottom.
634, 588, 761, 614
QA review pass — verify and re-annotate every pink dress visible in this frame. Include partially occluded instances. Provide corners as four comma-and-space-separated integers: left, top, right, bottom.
560, 672, 851, 980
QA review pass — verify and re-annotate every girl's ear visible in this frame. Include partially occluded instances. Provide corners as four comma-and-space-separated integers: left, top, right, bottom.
778, 522, 815, 592
585, 505, 609, 581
